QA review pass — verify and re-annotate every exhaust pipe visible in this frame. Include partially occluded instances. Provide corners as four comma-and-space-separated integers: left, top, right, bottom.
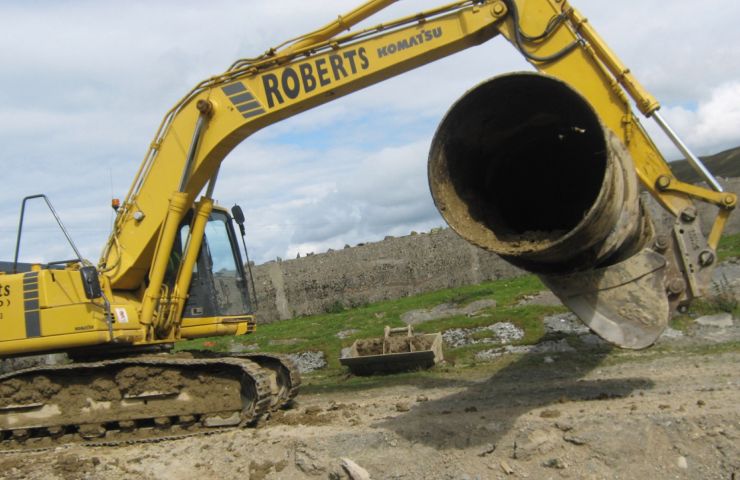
429, 73, 669, 349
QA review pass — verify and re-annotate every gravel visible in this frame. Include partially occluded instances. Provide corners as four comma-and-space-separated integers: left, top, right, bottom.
442, 322, 524, 348
543, 313, 590, 336
695, 313, 734, 328
474, 339, 576, 361
287, 351, 328, 373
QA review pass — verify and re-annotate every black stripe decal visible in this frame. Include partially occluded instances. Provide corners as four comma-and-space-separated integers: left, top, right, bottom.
222, 83, 247, 96
229, 92, 255, 105
25, 310, 41, 338
23, 272, 41, 337
237, 101, 262, 113
242, 108, 265, 119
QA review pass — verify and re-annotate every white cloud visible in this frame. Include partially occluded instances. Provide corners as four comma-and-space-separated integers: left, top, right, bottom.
642, 81, 740, 161
662, 82, 740, 153
1, 0, 739, 266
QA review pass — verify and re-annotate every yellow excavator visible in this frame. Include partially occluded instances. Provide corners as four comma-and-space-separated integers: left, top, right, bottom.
0, 0, 735, 444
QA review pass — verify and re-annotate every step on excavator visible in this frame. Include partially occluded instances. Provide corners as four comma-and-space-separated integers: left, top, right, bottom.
0, 0, 735, 446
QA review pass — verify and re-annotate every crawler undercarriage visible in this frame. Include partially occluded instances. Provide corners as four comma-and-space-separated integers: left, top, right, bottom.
0, 353, 299, 449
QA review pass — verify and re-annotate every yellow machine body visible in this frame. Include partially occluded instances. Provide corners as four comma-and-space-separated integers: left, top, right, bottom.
2, 0, 735, 358
0, 265, 253, 356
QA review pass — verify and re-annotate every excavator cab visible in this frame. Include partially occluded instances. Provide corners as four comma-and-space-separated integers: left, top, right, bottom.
167, 205, 259, 340
172, 206, 253, 320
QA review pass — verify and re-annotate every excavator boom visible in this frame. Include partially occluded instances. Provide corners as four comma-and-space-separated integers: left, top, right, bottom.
0, 0, 734, 446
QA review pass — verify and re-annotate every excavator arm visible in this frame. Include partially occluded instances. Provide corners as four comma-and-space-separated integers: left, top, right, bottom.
1, 0, 736, 448
98, 0, 734, 346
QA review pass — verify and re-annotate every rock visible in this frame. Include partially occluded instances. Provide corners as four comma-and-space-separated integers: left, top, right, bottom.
540, 409, 561, 419
677, 456, 688, 469
401, 299, 497, 325
563, 433, 587, 446
395, 402, 410, 412
340, 347, 353, 359
517, 290, 562, 307
295, 446, 325, 475
269, 338, 305, 346
695, 313, 734, 328
336, 329, 360, 339
555, 421, 574, 432
304, 406, 323, 415
442, 328, 471, 348
478, 443, 496, 457
443, 322, 524, 348
227, 342, 259, 353
416, 395, 429, 403
658, 327, 684, 341
461, 299, 498, 316
341, 458, 371, 480
487, 322, 525, 344
543, 313, 589, 335
287, 351, 327, 373
543, 458, 567, 469
475, 339, 575, 361
401, 303, 454, 325
513, 429, 558, 460
474, 349, 506, 361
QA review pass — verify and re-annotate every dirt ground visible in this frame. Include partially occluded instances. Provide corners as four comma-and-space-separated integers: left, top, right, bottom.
1, 334, 738, 480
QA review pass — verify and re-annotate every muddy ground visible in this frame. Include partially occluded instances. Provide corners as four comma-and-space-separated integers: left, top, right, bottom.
1, 322, 738, 480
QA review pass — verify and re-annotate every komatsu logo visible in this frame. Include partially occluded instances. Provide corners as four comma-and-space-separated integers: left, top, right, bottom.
377, 27, 443, 58
262, 47, 370, 108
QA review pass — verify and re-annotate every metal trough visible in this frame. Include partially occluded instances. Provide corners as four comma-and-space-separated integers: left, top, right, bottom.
340, 326, 444, 375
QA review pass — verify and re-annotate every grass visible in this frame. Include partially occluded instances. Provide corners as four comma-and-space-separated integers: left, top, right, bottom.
176, 274, 568, 382
717, 232, 740, 262
175, 234, 740, 390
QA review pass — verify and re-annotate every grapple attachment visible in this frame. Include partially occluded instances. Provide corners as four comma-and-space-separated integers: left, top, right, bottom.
428, 73, 684, 349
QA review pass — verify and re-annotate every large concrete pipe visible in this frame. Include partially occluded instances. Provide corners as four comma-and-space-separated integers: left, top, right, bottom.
429, 73, 669, 349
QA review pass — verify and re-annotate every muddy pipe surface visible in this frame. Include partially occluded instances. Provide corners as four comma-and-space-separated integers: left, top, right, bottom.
428, 73, 649, 274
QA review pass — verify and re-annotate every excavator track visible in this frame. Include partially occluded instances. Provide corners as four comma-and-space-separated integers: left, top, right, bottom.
180, 351, 302, 411
0, 356, 274, 450
228, 353, 301, 410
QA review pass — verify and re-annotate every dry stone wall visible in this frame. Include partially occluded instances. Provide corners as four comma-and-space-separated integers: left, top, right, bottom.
251, 229, 524, 322
252, 178, 739, 323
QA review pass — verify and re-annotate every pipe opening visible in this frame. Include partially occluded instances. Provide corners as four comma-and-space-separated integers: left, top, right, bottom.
430, 73, 608, 250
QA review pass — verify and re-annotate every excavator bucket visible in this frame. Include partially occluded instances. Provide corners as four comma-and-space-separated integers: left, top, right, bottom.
340, 326, 444, 375
428, 73, 678, 349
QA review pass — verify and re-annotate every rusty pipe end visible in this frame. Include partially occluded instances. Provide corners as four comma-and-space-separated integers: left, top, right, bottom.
428, 72, 646, 274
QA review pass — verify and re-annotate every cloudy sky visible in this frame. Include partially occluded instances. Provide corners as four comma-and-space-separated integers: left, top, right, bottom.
2, 0, 739, 265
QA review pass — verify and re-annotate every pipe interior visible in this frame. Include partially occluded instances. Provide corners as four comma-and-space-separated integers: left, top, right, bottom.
433, 74, 608, 241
